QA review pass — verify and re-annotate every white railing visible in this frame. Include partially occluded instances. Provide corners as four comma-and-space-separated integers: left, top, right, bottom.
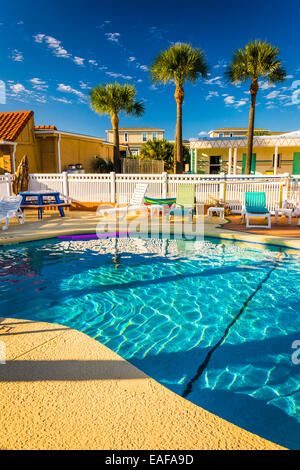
0, 171, 298, 213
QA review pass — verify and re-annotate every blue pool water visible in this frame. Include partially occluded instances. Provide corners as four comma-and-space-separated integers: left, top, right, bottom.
0, 235, 299, 448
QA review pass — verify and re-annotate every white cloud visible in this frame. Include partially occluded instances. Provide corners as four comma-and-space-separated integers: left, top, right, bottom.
265, 90, 280, 99
57, 83, 87, 102
205, 91, 219, 100
205, 76, 223, 86
128, 56, 136, 62
88, 59, 98, 66
139, 65, 149, 72
29, 78, 48, 90
10, 83, 27, 94
79, 81, 90, 90
34, 34, 70, 58
17, 20, 24, 25
223, 94, 248, 108
11, 49, 23, 62
52, 96, 72, 104
213, 60, 227, 69
105, 32, 120, 43
105, 71, 133, 80
73, 56, 84, 66
224, 95, 235, 105
259, 80, 276, 90
198, 131, 208, 135
34, 33, 88, 68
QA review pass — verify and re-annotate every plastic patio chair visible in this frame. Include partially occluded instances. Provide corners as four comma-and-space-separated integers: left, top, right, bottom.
242, 191, 271, 229
165, 184, 196, 223
0, 195, 25, 230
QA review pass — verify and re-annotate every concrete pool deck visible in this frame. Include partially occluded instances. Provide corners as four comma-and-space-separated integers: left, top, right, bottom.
0, 211, 295, 450
0, 209, 299, 250
0, 317, 283, 450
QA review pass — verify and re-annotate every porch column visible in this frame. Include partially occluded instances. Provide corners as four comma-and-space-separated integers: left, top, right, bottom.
274, 146, 278, 175
228, 147, 233, 175
194, 148, 198, 174
11, 144, 16, 174
190, 148, 194, 174
233, 148, 237, 175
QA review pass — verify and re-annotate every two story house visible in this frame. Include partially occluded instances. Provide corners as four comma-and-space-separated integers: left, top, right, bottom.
105, 127, 165, 156
190, 127, 300, 175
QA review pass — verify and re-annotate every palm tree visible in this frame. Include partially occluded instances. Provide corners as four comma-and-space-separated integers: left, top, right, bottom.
226, 40, 286, 174
139, 138, 190, 171
90, 82, 145, 172
150, 43, 208, 173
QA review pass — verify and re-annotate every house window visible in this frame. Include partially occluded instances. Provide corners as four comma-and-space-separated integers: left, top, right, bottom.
152, 132, 157, 140
273, 153, 281, 168
142, 132, 147, 142
131, 148, 139, 156
229, 133, 233, 137
219, 133, 224, 137
124, 132, 128, 142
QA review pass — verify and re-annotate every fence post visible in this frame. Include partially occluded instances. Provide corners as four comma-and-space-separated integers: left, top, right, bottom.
219, 172, 226, 203
62, 171, 69, 199
162, 172, 168, 198
5, 173, 12, 196
110, 171, 116, 203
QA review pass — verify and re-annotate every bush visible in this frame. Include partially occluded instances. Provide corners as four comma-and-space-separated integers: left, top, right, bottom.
92, 157, 114, 173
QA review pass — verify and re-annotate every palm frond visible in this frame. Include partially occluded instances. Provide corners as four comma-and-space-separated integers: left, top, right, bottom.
150, 43, 208, 85
225, 40, 286, 85
89, 82, 145, 118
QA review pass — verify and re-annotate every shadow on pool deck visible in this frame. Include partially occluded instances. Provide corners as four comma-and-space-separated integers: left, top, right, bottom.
0, 359, 147, 382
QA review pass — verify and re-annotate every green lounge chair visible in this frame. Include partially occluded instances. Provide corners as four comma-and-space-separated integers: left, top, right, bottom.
165, 184, 196, 223
242, 191, 271, 229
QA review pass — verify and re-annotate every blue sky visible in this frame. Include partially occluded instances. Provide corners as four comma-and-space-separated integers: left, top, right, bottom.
1, 0, 300, 140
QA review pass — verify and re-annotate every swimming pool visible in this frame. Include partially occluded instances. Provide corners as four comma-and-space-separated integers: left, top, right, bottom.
0, 235, 299, 449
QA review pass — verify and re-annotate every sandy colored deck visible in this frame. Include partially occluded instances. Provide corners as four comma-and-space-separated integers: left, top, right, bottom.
0, 317, 283, 450
223, 215, 300, 237
0, 209, 299, 250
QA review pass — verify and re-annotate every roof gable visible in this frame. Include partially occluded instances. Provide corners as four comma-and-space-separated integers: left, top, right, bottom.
0, 111, 34, 141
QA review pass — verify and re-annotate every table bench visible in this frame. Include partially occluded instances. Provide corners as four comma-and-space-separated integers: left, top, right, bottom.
20, 192, 71, 219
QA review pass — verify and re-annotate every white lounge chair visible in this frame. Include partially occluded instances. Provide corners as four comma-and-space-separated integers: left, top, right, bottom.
0, 195, 24, 230
99, 183, 148, 219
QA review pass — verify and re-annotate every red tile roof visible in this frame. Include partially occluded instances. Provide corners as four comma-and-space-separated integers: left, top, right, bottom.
35, 125, 57, 130
0, 111, 34, 141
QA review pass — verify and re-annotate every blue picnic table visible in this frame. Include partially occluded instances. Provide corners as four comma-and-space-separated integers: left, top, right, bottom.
20, 191, 70, 220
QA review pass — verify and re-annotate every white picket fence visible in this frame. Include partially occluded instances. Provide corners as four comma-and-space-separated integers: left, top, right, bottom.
1, 171, 300, 213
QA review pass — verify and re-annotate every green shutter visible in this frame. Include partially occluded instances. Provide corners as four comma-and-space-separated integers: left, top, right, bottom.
242, 154, 246, 174
293, 152, 300, 175
242, 153, 256, 175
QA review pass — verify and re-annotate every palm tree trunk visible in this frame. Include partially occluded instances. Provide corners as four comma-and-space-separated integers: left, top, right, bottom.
175, 83, 184, 174
246, 79, 258, 175
111, 113, 121, 173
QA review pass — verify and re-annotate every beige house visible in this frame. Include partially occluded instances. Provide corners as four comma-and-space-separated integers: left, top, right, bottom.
207, 127, 282, 138
190, 128, 300, 175
105, 127, 165, 156
0, 111, 126, 174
